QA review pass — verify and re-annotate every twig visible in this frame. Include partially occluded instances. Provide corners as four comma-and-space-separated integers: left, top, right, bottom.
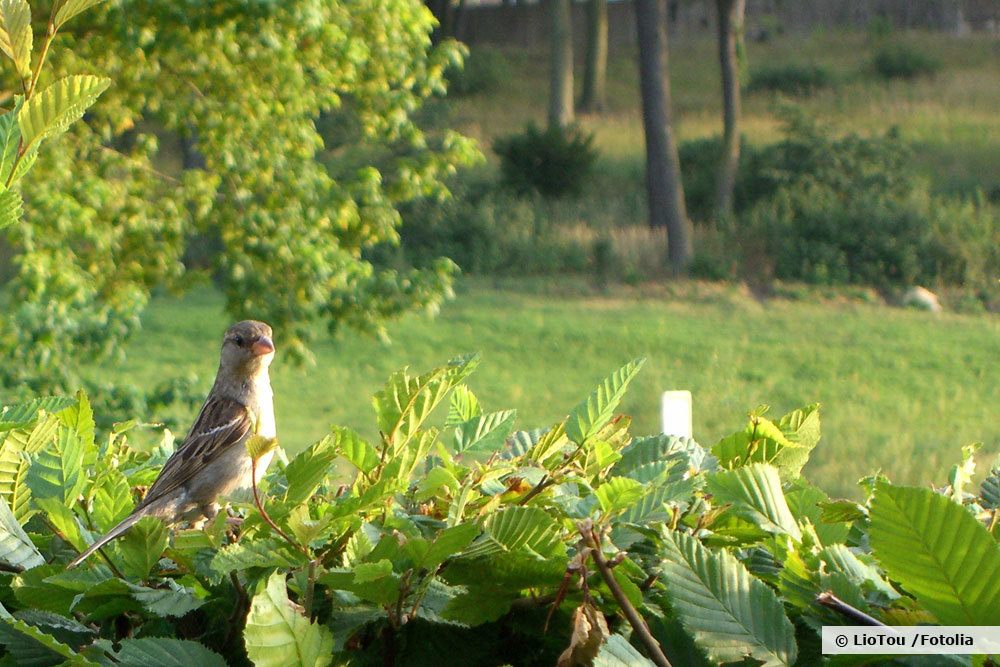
250, 457, 307, 556
0, 561, 24, 574
582, 524, 672, 667
815, 591, 886, 627
518, 474, 553, 505
224, 570, 250, 650
303, 559, 317, 619
639, 573, 659, 592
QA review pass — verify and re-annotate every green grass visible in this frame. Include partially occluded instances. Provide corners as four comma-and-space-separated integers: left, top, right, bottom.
94, 279, 1000, 499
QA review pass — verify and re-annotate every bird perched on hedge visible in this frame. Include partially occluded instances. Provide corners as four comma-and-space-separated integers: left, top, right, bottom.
67, 320, 277, 569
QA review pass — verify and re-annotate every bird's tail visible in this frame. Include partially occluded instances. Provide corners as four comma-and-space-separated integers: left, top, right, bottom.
66, 510, 148, 569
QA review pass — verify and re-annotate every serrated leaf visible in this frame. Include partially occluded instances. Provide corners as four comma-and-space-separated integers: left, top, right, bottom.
283, 436, 336, 508
211, 538, 308, 575
91, 469, 133, 532
52, 0, 108, 28
869, 482, 1000, 624
335, 427, 378, 476
446, 385, 481, 426
245, 434, 278, 462
415, 466, 459, 502
565, 359, 645, 445
0, 398, 76, 431
0, 495, 43, 570
453, 409, 516, 455
116, 517, 166, 579
594, 477, 644, 515
707, 464, 802, 541
594, 634, 655, 666
440, 587, 514, 626
99, 637, 226, 667
421, 522, 479, 571
462, 506, 565, 560
18, 75, 111, 151
0, 187, 22, 229
34, 496, 87, 551
0, 614, 98, 667
127, 580, 204, 617
0, 431, 34, 522
57, 392, 95, 455
658, 530, 797, 667
26, 425, 85, 505
244, 572, 334, 667
353, 559, 392, 583
0, 110, 18, 185
526, 422, 569, 464
0, 0, 32, 78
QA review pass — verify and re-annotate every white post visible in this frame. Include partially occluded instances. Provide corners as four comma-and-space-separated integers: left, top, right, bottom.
661, 390, 693, 438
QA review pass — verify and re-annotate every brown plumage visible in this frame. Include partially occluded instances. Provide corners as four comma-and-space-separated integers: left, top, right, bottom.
67, 320, 277, 569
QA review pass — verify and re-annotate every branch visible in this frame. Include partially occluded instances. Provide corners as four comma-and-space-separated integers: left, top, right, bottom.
815, 591, 886, 627
250, 457, 308, 557
582, 524, 672, 667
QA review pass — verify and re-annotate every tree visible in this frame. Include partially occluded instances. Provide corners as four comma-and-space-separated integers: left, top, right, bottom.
579, 0, 608, 113
715, 0, 745, 218
548, 0, 574, 128
634, 0, 692, 272
0, 0, 479, 393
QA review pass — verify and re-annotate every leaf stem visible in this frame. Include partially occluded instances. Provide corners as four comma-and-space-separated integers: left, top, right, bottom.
250, 457, 307, 557
303, 558, 317, 619
581, 523, 672, 667
815, 591, 887, 627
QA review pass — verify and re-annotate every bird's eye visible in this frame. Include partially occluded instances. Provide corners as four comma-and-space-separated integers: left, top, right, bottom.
233, 335, 244, 346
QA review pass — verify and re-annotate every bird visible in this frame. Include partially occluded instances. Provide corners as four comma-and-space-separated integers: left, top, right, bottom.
67, 320, 277, 569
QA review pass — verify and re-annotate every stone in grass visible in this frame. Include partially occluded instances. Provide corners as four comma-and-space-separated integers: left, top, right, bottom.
902, 286, 942, 313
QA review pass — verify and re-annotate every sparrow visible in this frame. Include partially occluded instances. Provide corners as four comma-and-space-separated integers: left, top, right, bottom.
67, 320, 277, 569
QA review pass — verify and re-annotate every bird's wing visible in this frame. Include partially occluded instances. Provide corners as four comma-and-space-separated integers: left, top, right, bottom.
139, 394, 254, 508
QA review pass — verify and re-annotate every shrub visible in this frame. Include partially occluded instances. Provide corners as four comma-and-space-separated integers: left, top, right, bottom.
445, 46, 511, 96
494, 123, 598, 198
872, 42, 941, 79
745, 63, 834, 95
2, 360, 998, 665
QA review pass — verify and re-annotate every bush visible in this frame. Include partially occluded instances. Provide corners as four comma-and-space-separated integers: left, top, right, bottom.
445, 46, 511, 96
494, 123, 598, 198
873, 42, 941, 79
746, 63, 834, 95
2, 360, 998, 665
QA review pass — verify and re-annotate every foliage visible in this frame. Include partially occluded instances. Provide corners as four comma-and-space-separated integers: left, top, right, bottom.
0, 0, 479, 392
1, 358, 997, 665
745, 63, 834, 96
872, 42, 942, 80
445, 46, 511, 97
494, 123, 598, 198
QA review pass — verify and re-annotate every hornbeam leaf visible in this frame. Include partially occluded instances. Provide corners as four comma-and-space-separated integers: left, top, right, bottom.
25, 425, 85, 505
99, 637, 226, 667
0, 614, 99, 666
707, 464, 802, 541
283, 435, 336, 508
18, 75, 111, 151
869, 482, 1000, 624
658, 530, 797, 667
0, 495, 43, 570
0, 0, 32, 77
565, 359, 644, 445
0, 187, 21, 230
245, 435, 278, 462
453, 409, 516, 455
116, 517, 167, 580
244, 572, 334, 667
446, 385, 481, 426
0, 110, 17, 184
0, 397, 76, 431
52, 0, 108, 29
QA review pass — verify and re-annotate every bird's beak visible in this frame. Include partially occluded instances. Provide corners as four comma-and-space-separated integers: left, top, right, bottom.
252, 336, 275, 356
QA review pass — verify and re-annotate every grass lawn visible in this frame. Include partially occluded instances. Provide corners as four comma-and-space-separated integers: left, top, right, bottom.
94, 279, 1000, 499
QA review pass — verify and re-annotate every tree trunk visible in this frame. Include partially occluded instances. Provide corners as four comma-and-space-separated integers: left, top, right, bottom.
635, 0, 692, 273
715, 0, 744, 219
548, 0, 574, 128
579, 0, 608, 113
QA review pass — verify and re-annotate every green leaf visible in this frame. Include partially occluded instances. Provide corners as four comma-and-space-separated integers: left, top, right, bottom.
446, 385, 481, 426
461, 506, 565, 560
57, 392, 95, 455
99, 637, 226, 667
0, 188, 22, 230
707, 464, 802, 541
0, 614, 98, 667
869, 482, 1000, 624
0, 110, 18, 185
91, 469, 134, 532
284, 436, 336, 507
565, 359, 645, 445
0, 495, 43, 570
244, 572, 334, 667
211, 538, 308, 575
34, 496, 87, 551
353, 559, 393, 583
979, 457, 1000, 510
594, 477, 645, 515
440, 586, 515, 626
415, 466, 460, 502
52, 0, 108, 29
0, 430, 34, 522
335, 427, 379, 476
594, 634, 655, 666
658, 529, 797, 667
373, 355, 478, 450
245, 434, 278, 462
420, 522, 479, 571
0, 0, 32, 78
0, 398, 76, 432
26, 425, 85, 506
127, 580, 204, 617
453, 409, 516, 455
116, 517, 167, 579
18, 75, 111, 151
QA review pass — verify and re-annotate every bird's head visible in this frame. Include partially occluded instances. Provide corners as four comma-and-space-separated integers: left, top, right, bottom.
220, 320, 275, 377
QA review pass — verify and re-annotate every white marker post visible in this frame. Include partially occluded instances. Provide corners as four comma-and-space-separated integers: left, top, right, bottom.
661, 390, 693, 438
